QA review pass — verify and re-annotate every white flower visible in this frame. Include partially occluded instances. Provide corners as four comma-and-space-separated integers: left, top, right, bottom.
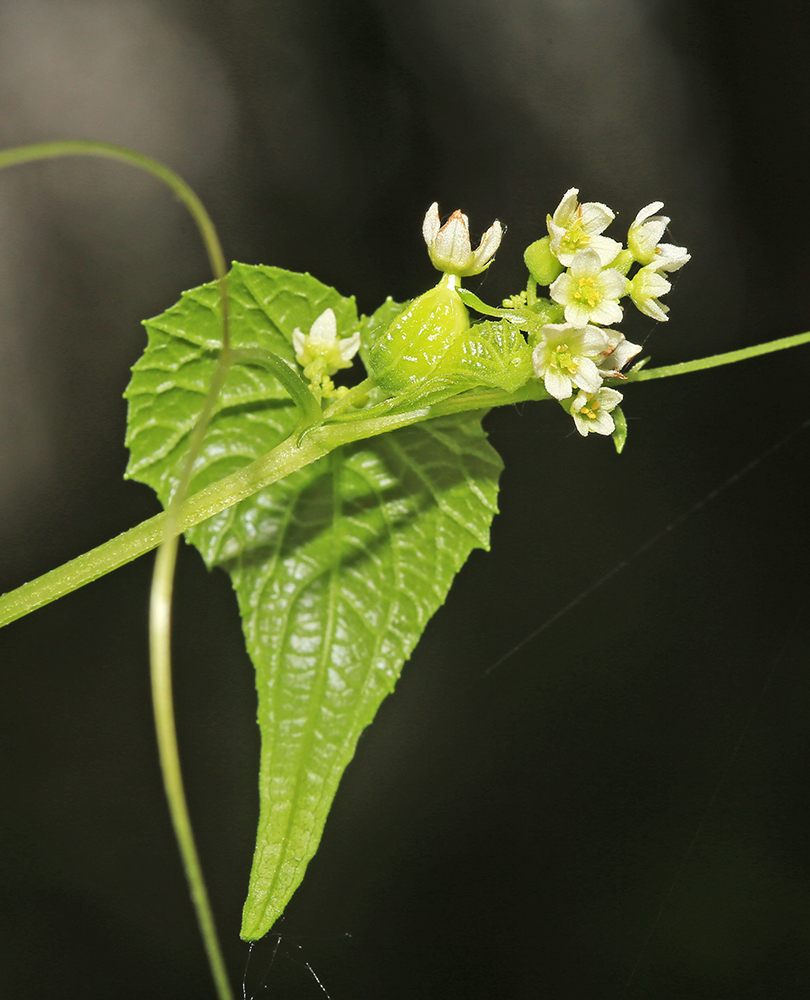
597, 331, 642, 377
292, 308, 360, 375
422, 202, 502, 276
547, 188, 622, 267
549, 249, 626, 328
570, 386, 624, 437
653, 244, 691, 272
629, 265, 672, 321
628, 202, 690, 272
532, 322, 612, 400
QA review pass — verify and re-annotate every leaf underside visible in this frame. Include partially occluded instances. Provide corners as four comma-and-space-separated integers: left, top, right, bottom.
124, 263, 503, 940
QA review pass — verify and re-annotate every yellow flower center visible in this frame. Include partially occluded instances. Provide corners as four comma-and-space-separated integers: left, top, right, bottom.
560, 221, 590, 253
578, 397, 601, 421
573, 276, 601, 308
551, 343, 578, 375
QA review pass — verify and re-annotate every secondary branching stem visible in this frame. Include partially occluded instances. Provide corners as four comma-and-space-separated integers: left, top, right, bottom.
629, 330, 810, 381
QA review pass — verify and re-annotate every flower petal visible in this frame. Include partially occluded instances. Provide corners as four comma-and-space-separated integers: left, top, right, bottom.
471, 219, 503, 271
572, 356, 603, 394
635, 297, 669, 321
338, 331, 361, 363
599, 335, 642, 373
580, 325, 613, 354
579, 201, 615, 236
292, 328, 306, 362
598, 268, 629, 298
434, 210, 473, 268
631, 201, 665, 228
588, 299, 623, 326
544, 368, 573, 400
654, 243, 691, 271
309, 308, 338, 344
588, 234, 623, 266
568, 248, 603, 279
551, 188, 580, 227
422, 202, 441, 246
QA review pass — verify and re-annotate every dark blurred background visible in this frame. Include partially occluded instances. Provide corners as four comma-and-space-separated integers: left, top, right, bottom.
2, 1, 810, 997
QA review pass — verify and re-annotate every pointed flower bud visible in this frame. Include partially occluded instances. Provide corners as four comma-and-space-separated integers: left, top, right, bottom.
423, 202, 503, 276
293, 308, 360, 377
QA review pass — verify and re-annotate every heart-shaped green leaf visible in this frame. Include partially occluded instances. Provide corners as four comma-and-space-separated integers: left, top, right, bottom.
125, 264, 503, 940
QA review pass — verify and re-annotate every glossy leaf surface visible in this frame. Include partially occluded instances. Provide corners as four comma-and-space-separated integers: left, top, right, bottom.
124, 264, 503, 940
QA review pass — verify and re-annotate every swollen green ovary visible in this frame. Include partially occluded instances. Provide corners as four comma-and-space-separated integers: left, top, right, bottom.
368, 278, 470, 390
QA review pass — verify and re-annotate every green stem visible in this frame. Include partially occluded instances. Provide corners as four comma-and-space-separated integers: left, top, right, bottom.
322, 376, 378, 419
457, 287, 521, 320
0, 407, 430, 630
150, 535, 234, 1000
1, 140, 235, 1000
631, 330, 810, 381
0, 141, 227, 280
3, 327, 810, 634
153, 348, 235, 1000
232, 349, 323, 425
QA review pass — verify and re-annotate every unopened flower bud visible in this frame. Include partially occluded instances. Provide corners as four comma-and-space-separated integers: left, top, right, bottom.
524, 236, 564, 286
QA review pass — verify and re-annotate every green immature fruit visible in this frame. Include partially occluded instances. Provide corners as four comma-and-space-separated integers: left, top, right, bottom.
524, 236, 564, 286
367, 276, 470, 391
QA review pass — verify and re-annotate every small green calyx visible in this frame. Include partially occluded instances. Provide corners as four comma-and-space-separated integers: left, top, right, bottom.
524, 236, 564, 285
366, 273, 470, 391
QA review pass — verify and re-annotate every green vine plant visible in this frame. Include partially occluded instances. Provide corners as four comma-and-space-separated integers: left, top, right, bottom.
2, 142, 810, 1000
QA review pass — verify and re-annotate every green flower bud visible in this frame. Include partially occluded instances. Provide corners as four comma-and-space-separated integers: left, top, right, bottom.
366, 274, 470, 391
608, 248, 635, 276
524, 236, 564, 286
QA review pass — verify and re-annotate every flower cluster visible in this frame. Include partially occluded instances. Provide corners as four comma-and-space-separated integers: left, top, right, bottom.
528, 189, 689, 439
354, 197, 687, 449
